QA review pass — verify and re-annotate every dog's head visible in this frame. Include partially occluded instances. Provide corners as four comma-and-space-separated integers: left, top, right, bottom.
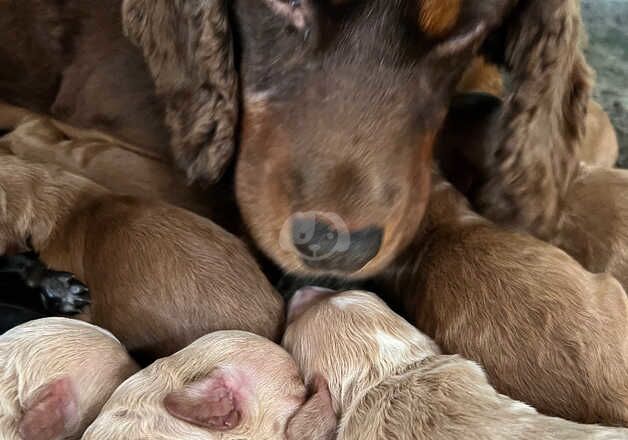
83, 331, 307, 440
234, 0, 513, 278
123, 0, 589, 274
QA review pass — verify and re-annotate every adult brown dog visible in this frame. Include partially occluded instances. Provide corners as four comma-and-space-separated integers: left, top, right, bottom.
284, 289, 628, 439
230, 0, 593, 276
0, 155, 284, 361
1, 0, 589, 277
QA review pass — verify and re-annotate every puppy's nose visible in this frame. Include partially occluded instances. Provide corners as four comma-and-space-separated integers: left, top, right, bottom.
287, 286, 336, 323
292, 220, 382, 273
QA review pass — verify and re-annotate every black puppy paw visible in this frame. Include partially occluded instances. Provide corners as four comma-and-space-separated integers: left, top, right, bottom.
38, 271, 90, 316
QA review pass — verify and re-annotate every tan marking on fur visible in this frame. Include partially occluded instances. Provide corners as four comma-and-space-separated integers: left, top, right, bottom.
457, 57, 504, 96
419, 0, 461, 37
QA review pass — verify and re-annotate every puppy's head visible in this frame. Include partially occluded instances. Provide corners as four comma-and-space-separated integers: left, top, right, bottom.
0, 318, 138, 440
283, 288, 439, 423
234, 0, 511, 278
83, 331, 307, 440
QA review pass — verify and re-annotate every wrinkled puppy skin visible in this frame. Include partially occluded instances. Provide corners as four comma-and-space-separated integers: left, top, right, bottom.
0, 318, 138, 440
83, 331, 307, 440
476, 0, 594, 240
123, 0, 238, 183
283, 289, 628, 439
0, 155, 284, 361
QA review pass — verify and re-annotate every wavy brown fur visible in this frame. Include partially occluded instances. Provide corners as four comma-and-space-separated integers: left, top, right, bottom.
122, 0, 239, 183
477, 0, 593, 240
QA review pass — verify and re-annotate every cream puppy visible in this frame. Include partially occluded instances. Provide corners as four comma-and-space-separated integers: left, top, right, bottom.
283, 288, 628, 440
83, 331, 307, 440
0, 318, 138, 440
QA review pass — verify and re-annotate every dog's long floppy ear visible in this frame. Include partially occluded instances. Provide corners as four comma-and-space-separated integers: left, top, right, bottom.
475, 0, 593, 239
122, 0, 238, 183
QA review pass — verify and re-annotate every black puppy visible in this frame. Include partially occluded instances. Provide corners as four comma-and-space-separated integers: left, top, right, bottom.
0, 253, 90, 315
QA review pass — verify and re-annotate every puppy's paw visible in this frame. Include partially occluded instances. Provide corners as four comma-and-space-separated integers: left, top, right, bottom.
39, 271, 90, 316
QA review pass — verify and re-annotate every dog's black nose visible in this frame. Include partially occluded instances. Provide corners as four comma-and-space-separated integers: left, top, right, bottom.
292, 216, 383, 272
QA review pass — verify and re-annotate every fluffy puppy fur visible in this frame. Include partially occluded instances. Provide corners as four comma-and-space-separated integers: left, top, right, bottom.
370, 174, 628, 426
0, 318, 139, 440
0, 100, 212, 216
0, 155, 284, 360
283, 289, 628, 439
83, 331, 307, 440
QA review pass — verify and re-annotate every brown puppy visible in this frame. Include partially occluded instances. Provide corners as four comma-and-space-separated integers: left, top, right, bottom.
0, 100, 211, 216
580, 100, 619, 168
436, 93, 626, 291
0, 155, 284, 360
83, 331, 307, 440
370, 175, 628, 426
553, 165, 628, 290
0, 318, 139, 440
283, 289, 628, 439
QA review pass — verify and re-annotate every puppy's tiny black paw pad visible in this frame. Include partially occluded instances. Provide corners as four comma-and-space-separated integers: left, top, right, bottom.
39, 271, 90, 316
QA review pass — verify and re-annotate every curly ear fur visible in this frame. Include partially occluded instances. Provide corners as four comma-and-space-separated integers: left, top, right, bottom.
476, 0, 593, 240
122, 0, 238, 183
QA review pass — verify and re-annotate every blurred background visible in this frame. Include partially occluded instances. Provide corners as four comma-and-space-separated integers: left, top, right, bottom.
582, 0, 628, 166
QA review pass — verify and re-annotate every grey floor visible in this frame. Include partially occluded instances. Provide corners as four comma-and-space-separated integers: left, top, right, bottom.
582, 0, 628, 166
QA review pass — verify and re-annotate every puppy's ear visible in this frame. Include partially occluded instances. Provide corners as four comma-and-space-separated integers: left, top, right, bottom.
475, 0, 593, 239
18, 376, 79, 440
286, 375, 337, 440
122, 0, 238, 183
163, 368, 246, 431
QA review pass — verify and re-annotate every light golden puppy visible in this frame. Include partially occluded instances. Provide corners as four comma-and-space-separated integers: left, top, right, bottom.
83, 331, 307, 440
0, 318, 138, 440
283, 289, 628, 440
0, 155, 284, 360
